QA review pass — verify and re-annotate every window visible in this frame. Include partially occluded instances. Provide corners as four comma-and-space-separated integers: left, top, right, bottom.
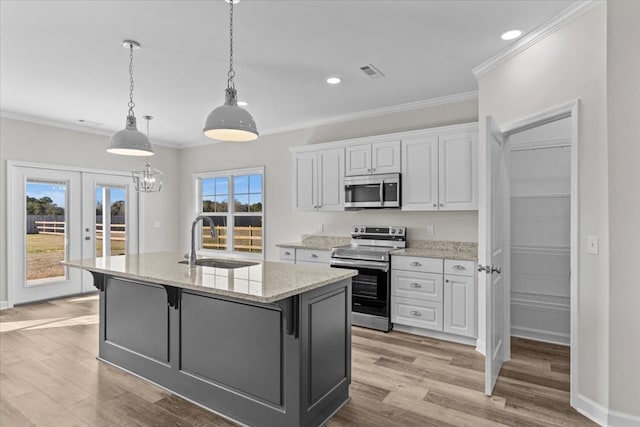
196, 167, 264, 256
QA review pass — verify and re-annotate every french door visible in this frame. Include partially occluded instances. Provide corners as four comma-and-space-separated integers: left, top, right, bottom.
9, 163, 138, 305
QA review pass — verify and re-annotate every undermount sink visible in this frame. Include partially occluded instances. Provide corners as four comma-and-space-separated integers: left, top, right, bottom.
178, 258, 259, 269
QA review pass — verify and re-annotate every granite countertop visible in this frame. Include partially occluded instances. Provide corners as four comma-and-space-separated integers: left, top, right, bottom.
391, 240, 478, 261
63, 252, 357, 304
276, 235, 351, 251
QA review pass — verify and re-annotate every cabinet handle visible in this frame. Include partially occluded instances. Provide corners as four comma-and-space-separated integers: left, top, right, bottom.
445, 279, 449, 283
433, 203, 437, 207
410, 261, 422, 267
453, 265, 466, 271
372, 168, 376, 172
410, 310, 422, 317
284, 251, 291, 256
440, 203, 444, 207
410, 283, 422, 288
310, 254, 318, 258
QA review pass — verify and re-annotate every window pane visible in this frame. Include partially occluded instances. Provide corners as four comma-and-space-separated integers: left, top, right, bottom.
202, 216, 228, 251
233, 216, 262, 253
26, 180, 66, 282
215, 177, 229, 195
110, 188, 126, 256
204, 195, 228, 213
249, 194, 262, 212
202, 178, 216, 196
234, 194, 249, 212
234, 175, 249, 194
249, 175, 262, 193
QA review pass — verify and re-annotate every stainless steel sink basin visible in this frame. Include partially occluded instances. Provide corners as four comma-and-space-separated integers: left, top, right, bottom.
178, 258, 258, 269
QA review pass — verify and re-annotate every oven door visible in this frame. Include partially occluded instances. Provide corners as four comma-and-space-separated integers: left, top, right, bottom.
330, 259, 390, 318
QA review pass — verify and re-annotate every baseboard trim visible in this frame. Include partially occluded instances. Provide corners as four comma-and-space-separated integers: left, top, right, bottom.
392, 324, 476, 347
475, 339, 486, 355
511, 326, 570, 346
574, 393, 640, 427
0, 301, 9, 310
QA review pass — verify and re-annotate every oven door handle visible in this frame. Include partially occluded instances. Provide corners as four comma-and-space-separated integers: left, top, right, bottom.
330, 259, 389, 272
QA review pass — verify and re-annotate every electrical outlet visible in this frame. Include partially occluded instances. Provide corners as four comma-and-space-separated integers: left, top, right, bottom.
587, 235, 599, 254
426, 226, 434, 236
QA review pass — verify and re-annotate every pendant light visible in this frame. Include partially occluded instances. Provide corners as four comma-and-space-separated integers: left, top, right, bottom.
132, 116, 163, 192
108, 40, 155, 156
203, 0, 258, 142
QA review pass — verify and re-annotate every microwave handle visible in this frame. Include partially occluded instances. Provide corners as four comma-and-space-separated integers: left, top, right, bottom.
379, 180, 384, 204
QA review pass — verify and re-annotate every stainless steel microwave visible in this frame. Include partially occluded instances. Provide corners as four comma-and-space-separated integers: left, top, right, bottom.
344, 173, 401, 210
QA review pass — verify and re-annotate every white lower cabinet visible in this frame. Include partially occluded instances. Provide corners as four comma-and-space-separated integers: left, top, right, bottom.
392, 297, 443, 330
391, 256, 477, 340
278, 248, 331, 266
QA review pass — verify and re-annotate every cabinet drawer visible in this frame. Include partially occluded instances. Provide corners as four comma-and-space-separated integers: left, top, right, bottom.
391, 270, 443, 302
444, 260, 475, 277
279, 247, 295, 261
392, 256, 443, 273
391, 296, 443, 331
296, 249, 331, 264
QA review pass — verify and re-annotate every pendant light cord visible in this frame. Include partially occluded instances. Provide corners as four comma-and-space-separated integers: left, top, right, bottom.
128, 45, 136, 116
227, 0, 235, 89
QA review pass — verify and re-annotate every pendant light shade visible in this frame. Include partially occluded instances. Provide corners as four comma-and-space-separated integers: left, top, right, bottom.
203, 88, 258, 142
203, 0, 258, 142
108, 115, 155, 156
132, 115, 162, 192
108, 40, 155, 156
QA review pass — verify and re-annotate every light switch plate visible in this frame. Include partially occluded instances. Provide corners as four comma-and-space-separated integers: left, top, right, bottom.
587, 235, 599, 254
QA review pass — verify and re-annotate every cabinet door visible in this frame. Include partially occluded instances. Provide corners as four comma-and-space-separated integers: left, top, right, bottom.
318, 148, 344, 211
294, 152, 317, 210
401, 137, 438, 211
438, 132, 478, 210
443, 274, 476, 337
345, 144, 371, 176
371, 141, 401, 174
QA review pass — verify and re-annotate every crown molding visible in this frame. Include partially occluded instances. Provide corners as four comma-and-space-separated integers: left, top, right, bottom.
472, 0, 604, 79
0, 110, 183, 149
260, 90, 479, 137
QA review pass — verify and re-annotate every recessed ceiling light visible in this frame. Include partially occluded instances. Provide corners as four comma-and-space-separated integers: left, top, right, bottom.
501, 29, 523, 41
237, 101, 248, 106
326, 77, 342, 85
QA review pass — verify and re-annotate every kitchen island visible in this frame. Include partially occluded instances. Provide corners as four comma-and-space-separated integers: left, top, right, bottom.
64, 252, 357, 427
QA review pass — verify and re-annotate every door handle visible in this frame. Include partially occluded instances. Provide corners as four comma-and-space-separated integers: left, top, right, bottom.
85, 236, 91, 240
478, 264, 489, 273
491, 265, 502, 274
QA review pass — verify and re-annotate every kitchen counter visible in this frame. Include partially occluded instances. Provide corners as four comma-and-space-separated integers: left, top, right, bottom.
63, 252, 356, 303
391, 240, 478, 261
64, 252, 355, 427
276, 234, 351, 251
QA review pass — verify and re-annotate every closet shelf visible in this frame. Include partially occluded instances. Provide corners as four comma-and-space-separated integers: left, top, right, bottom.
511, 193, 570, 199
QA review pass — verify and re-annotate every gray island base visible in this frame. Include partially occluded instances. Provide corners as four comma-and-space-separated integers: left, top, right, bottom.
65, 253, 356, 427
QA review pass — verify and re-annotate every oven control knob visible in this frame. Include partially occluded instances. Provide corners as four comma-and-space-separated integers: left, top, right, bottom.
353, 227, 359, 233
359, 227, 365, 233
391, 229, 396, 234
398, 229, 404, 234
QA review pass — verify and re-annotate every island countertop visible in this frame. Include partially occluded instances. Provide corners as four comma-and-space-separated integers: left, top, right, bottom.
63, 252, 357, 303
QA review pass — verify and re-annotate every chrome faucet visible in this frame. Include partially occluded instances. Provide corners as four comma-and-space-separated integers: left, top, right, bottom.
189, 215, 217, 268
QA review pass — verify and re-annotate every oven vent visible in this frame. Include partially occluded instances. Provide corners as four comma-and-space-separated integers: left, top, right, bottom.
360, 63, 385, 79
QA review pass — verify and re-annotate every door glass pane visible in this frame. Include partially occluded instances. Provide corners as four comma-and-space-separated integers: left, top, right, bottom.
233, 216, 262, 253
95, 185, 127, 257
202, 216, 228, 251
25, 180, 67, 283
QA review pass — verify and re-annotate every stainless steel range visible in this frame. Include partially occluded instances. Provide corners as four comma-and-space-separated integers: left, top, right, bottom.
330, 225, 406, 332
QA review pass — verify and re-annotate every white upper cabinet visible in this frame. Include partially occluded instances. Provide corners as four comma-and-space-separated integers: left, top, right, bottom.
439, 132, 478, 211
401, 136, 439, 210
401, 124, 478, 211
345, 141, 400, 176
293, 148, 344, 211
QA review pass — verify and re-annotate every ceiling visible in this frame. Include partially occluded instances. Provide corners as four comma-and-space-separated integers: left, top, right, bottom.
0, 0, 574, 148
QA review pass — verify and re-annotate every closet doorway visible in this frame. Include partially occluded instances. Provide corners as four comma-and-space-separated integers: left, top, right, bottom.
509, 118, 571, 345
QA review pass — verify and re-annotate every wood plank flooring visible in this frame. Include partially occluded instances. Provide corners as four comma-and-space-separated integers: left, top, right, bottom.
0, 294, 596, 426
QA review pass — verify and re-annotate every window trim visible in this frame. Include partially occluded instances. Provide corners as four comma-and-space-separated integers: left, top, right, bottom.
193, 166, 265, 260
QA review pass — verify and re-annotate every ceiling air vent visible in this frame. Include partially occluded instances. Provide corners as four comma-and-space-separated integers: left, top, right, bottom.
360, 63, 385, 79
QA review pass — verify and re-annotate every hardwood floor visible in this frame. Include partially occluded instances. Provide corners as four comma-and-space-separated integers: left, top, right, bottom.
0, 294, 595, 426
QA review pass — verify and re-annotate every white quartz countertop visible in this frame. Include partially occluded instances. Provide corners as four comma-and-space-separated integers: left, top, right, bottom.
63, 252, 357, 304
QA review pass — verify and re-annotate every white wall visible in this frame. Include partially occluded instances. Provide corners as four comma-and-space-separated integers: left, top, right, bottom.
0, 117, 180, 305
477, 1, 640, 421
178, 99, 479, 261
607, 0, 640, 419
